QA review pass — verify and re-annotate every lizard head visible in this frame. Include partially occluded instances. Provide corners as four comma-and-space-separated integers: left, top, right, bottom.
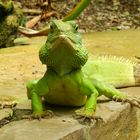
39, 20, 88, 76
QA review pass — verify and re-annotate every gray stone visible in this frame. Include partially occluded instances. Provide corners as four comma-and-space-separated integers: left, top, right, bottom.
138, 110, 140, 140
120, 87, 140, 140
0, 98, 138, 140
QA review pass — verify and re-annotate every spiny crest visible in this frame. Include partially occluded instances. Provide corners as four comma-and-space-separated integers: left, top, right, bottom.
134, 64, 140, 85
92, 55, 138, 66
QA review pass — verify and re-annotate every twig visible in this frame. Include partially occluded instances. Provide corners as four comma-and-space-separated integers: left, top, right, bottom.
23, 9, 42, 15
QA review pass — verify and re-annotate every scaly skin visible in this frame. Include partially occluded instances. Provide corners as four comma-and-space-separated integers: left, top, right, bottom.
27, 20, 140, 121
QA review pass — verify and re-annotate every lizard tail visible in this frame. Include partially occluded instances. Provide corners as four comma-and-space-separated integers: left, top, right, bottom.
134, 64, 140, 86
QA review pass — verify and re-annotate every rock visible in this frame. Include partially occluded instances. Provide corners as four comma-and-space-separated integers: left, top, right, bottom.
0, 108, 13, 121
0, 119, 86, 140
138, 110, 140, 140
0, 96, 138, 140
117, 25, 130, 30
120, 87, 140, 140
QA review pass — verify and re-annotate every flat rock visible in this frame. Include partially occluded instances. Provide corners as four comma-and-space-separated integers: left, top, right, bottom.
0, 96, 138, 140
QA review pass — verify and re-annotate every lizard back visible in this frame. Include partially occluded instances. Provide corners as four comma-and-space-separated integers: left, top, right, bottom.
83, 55, 140, 88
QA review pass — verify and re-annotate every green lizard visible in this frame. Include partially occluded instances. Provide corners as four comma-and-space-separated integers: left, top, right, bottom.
26, 20, 140, 120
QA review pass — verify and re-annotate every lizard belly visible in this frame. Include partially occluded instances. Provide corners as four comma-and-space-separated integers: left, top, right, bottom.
45, 80, 87, 106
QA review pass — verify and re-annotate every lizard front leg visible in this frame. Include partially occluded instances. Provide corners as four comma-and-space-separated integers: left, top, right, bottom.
75, 79, 102, 123
26, 79, 53, 120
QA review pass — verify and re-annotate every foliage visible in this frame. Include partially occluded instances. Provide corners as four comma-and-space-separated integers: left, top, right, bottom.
0, 0, 23, 48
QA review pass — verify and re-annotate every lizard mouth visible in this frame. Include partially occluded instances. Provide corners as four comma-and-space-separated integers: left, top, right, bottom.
51, 35, 76, 52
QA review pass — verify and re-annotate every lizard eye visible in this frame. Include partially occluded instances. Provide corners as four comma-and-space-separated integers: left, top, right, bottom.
50, 25, 53, 30
50, 23, 57, 32
75, 24, 79, 31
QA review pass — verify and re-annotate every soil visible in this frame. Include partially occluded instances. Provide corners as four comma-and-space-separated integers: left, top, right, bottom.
13, 0, 140, 32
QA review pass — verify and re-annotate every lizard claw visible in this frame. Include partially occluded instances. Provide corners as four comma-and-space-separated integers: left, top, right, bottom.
113, 96, 140, 108
22, 110, 54, 120
122, 97, 140, 108
74, 114, 103, 125
74, 108, 103, 125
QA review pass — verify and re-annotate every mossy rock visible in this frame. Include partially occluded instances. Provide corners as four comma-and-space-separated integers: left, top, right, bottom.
0, 1, 23, 48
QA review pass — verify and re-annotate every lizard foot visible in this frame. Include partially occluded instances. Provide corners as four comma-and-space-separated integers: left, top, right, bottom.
22, 110, 54, 120
113, 96, 140, 108
74, 108, 103, 125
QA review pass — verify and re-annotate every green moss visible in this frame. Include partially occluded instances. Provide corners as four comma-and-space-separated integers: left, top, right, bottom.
0, 0, 23, 48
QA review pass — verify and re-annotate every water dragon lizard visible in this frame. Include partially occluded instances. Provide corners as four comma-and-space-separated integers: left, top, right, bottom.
26, 20, 140, 121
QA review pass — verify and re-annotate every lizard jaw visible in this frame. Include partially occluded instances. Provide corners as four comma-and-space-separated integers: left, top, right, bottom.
51, 35, 76, 52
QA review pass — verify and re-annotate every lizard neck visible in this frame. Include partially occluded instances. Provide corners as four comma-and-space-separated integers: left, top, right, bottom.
47, 66, 81, 76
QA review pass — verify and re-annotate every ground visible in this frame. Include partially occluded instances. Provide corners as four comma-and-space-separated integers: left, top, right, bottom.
13, 0, 140, 32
